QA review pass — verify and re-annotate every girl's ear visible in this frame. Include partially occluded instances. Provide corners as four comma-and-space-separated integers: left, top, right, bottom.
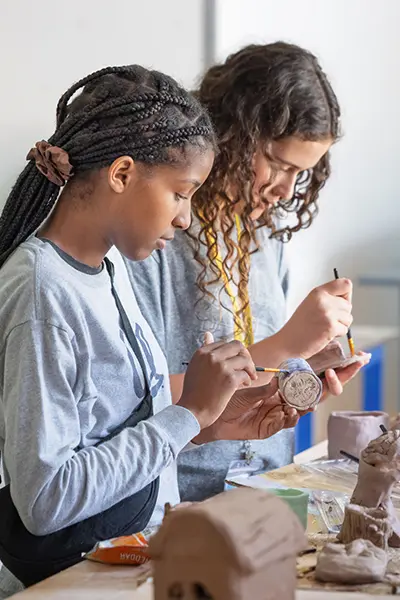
108, 156, 137, 193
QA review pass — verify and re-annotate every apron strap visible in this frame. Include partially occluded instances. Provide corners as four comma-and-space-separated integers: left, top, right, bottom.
104, 257, 151, 397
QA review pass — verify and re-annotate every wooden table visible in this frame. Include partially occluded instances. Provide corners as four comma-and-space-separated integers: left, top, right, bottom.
11, 559, 388, 600
12, 442, 391, 600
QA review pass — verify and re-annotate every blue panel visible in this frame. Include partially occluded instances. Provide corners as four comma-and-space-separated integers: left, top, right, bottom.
362, 344, 384, 412
295, 411, 313, 454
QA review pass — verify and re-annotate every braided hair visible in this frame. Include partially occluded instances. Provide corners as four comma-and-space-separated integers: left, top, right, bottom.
0, 65, 215, 267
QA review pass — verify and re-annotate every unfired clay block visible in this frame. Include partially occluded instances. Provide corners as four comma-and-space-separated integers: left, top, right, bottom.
150, 488, 306, 600
315, 539, 387, 584
328, 411, 389, 460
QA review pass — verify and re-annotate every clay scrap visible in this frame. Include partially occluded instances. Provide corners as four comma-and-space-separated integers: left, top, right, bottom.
278, 358, 322, 410
315, 539, 387, 584
150, 488, 306, 600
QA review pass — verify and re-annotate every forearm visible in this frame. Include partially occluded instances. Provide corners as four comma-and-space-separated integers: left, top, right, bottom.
249, 330, 291, 366
248, 331, 292, 384
8, 405, 199, 536
170, 372, 185, 404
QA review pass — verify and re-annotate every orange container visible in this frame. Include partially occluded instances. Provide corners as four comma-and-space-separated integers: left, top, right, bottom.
85, 527, 158, 565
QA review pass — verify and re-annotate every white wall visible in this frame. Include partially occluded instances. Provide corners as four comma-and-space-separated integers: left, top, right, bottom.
0, 0, 205, 209
215, 0, 400, 315
215, 0, 400, 415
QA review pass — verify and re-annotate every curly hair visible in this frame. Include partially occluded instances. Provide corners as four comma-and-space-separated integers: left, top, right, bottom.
188, 42, 341, 340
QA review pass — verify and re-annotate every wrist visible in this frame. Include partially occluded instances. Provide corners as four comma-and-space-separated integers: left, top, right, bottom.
265, 330, 294, 364
274, 325, 313, 360
192, 422, 218, 445
177, 395, 206, 429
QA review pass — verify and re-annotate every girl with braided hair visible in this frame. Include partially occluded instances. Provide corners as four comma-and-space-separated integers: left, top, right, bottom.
0, 64, 300, 594
125, 43, 370, 502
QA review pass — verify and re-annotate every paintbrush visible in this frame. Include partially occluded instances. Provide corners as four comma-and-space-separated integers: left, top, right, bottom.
340, 449, 359, 463
333, 267, 355, 357
254, 366, 289, 373
181, 362, 288, 374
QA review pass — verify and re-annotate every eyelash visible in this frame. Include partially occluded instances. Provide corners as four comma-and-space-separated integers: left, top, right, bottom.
175, 193, 187, 202
271, 160, 291, 174
266, 154, 296, 175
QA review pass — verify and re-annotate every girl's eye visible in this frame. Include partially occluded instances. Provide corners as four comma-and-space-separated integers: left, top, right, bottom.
274, 161, 291, 173
269, 157, 292, 174
175, 193, 188, 202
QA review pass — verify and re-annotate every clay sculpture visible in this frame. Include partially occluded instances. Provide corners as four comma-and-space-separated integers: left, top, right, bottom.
391, 415, 400, 430
307, 339, 368, 375
338, 505, 392, 550
338, 430, 400, 549
315, 539, 387, 584
150, 488, 306, 600
277, 358, 322, 410
328, 411, 390, 460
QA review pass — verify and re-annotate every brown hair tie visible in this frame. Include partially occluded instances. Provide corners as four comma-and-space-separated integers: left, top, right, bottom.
26, 141, 73, 187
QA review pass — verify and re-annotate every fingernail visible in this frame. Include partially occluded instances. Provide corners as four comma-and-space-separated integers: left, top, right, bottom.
204, 331, 214, 345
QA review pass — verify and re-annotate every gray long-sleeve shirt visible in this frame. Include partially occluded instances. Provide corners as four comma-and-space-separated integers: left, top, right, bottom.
124, 224, 294, 501
0, 238, 200, 536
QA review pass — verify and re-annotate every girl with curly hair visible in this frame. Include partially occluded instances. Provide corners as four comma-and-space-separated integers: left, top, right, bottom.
125, 42, 367, 501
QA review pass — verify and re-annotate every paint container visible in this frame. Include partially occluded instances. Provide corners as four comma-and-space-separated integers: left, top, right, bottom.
269, 488, 309, 530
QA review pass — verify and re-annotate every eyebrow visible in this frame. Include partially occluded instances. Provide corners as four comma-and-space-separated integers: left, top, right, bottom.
179, 178, 201, 188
